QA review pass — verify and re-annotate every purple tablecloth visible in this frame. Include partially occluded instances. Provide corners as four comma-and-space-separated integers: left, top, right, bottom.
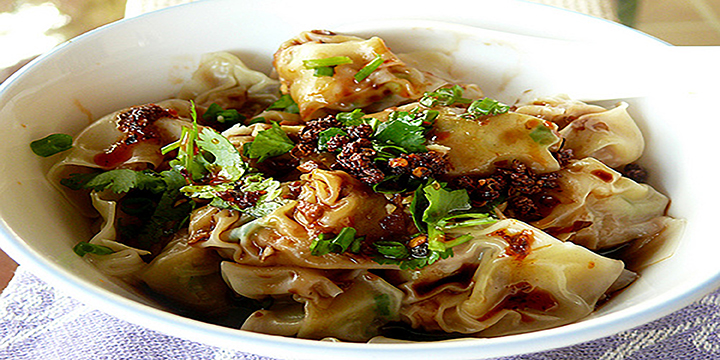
1, 266, 719, 359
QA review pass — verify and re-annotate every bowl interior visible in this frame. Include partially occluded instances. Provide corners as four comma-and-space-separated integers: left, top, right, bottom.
0, 1, 718, 359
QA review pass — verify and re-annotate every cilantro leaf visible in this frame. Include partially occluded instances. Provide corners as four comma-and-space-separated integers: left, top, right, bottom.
373, 116, 426, 153
317, 127, 347, 151
374, 180, 496, 269
196, 127, 247, 181
60, 172, 99, 191
183, 173, 285, 218
81, 169, 166, 194
243, 122, 295, 163
419, 85, 471, 107
464, 97, 510, 118
134, 168, 194, 248
267, 94, 299, 114
421, 181, 472, 225
528, 123, 558, 145
336, 109, 367, 126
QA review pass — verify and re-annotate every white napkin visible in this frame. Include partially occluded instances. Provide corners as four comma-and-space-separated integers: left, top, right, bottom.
2, 266, 720, 359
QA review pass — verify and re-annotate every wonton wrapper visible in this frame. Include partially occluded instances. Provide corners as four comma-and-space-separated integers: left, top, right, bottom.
517, 95, 644, 168
47, 99, 193, 216
83, 192, 151, 280
429, 109, 562, 176
176, 51, 281, 117
515, 94, 607, 129
140, 232, 234, 315
400, 219, 624, 336
223, 265, 404, 342
532, 157, 670, 250
274, 31, 448, 120
190, 169, 393, 269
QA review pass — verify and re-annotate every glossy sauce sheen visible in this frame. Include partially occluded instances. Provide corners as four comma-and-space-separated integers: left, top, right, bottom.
94, 104, 178, 168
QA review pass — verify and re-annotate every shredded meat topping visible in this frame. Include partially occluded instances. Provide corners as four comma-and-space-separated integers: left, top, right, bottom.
292, 115, 449, 187
454, 160, 561, 222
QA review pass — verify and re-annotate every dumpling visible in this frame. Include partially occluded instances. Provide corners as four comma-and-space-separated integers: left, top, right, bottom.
189, 169, 393, 269
81, 192, 151, 280
224, 264, 404, 341
531, 157, 670, 250
515, 94, 607, 129
516, 95, 644, 168
176, 51, 281, 118
273, 30, 447, 120
140, 232, 234, 315
559, 102, 644, 168
428, 108, 562, 176
400, 219, 624, 336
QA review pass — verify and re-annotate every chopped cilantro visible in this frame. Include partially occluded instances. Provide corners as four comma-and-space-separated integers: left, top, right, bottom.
420, 181, 472, 225
373, 114, 427, 154
336, 109, 367, 126
419, 85, 471, 107
30, 133, 73, 157
195, 127, 247, 181
464, 97, 510, 118
317, 127, 347, 151
74, 169, 166, 194
372, 180, 496, 269
243, 122, 295, 163
267, 94, 299, 114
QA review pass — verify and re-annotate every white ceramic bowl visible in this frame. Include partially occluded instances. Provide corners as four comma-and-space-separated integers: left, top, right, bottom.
1, 1, 718, 359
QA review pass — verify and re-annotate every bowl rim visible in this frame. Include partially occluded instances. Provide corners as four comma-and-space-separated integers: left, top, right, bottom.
0, 0, 714, 359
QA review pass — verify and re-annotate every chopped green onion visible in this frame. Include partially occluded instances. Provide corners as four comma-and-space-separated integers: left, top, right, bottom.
374, 241, 410, 259
529, 124, 558, 145
202, 103, 245, 125
303, 56, 353, 69
313, 66, 335, 77
73, 242, 115, 257
310, 227, 363, 256
30, 133, 73, 157
354, 54, 384, 82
